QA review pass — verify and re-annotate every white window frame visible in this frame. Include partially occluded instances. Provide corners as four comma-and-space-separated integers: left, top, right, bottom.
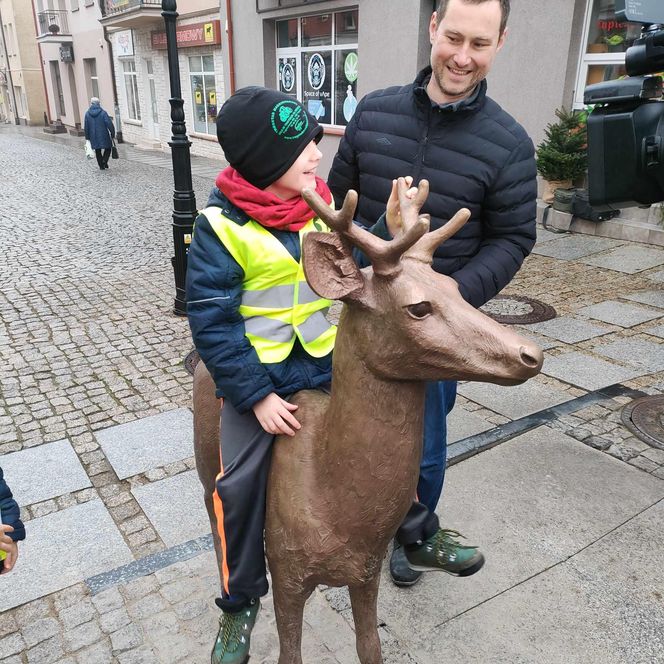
188, 54, 217, 135
122, 58, 141, 121
275, 9, 358, 128
84, 57, 99, 99
573, 0, 641, 109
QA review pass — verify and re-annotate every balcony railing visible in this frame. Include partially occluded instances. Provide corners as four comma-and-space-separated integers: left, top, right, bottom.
100, 0, 161, 18
37, 10, 70, 37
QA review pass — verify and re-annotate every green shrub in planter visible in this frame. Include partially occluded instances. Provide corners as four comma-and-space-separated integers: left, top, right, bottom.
536, 107, 588, 182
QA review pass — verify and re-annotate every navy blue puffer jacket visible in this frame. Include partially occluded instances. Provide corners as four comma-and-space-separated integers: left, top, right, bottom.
84, 104, 115, 150
328, 67, 537, 309
185, 188, 333, 413
0, 467, 25, 542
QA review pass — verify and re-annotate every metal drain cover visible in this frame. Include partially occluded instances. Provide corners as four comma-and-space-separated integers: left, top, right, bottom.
184, 349, 201, 376
621, 396, 664, 450
480, 295, 557, 325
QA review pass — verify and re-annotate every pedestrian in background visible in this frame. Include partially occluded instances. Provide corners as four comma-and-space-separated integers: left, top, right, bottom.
0, 466, 26, 574
84, 97, 115, 171
328, 0, 537, 588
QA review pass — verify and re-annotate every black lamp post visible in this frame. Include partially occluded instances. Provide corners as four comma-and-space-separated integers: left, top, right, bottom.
162, 0, 197, 316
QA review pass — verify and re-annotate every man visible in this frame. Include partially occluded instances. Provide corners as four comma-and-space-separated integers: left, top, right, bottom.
328, 0, 536, 587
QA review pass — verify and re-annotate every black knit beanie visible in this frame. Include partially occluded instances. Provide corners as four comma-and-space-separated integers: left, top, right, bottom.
216, 86, 323, 189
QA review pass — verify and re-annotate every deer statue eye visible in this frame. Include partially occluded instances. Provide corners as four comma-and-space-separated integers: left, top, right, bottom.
406, 301, 433, 319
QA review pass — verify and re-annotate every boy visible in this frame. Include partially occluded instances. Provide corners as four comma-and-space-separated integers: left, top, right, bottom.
0, 466, 26, 574
186, 87, 336, 664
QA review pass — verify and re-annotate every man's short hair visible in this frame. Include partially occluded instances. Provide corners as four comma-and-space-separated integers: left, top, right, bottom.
435, 0, 510, 35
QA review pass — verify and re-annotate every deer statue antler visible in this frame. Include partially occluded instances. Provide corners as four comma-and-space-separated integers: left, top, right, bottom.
302, 183, 429, 276
405, 207, 471, 264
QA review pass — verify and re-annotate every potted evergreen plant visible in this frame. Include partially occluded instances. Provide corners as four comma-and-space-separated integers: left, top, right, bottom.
535, 107, 588, 204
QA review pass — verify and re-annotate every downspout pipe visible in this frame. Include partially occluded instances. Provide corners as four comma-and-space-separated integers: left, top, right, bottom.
0, 6, 19, 124
102, 25, 123, 143
225, 0, 236, 95
30, 0, 52, 125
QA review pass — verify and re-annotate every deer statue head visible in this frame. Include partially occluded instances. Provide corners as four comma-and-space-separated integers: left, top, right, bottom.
301, 178, 543, 386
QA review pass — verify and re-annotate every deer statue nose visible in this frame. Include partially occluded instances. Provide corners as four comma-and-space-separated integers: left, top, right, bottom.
519, 345, 544, 370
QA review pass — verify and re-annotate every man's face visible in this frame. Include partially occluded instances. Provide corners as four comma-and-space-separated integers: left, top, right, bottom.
428, 0, 506, 104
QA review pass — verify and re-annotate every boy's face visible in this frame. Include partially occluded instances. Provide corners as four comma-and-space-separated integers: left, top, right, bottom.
265, 140, 322, 200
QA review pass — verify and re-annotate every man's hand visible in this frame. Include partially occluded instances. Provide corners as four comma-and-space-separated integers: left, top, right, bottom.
386, 176, 418, 237
252, 392, 301, 437
0, 524, 19, 574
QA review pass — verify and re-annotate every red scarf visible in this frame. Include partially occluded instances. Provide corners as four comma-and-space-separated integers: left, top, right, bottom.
215, 167, 332, 232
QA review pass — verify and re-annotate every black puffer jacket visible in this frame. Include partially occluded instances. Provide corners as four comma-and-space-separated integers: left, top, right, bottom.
328, 67, 537, 308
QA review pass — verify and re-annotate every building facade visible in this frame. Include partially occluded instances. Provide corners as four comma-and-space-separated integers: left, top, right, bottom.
34, 0, 116, 134
100, 0, 224, 158
0, 0, 47, 125
220, 0, 662, 228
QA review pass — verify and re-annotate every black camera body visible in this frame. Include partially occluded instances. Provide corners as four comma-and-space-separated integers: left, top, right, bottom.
584, 0, 664, 209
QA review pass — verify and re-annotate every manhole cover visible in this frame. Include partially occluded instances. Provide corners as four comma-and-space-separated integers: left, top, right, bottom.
480, 295, 557, 325
621, 396, 664, 450
184, 349, 201, 376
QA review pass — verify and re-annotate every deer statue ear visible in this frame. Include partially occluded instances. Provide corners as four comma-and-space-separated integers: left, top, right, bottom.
303, 232, 370, 304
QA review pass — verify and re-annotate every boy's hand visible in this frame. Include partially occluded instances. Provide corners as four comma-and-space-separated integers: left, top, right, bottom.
0, 524, 19, 574
386, 176, 418, 237
252, 393, 301, 437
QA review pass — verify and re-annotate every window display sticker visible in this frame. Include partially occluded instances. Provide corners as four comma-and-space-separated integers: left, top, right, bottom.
303, 51, 332, 124
279, 57, 297, 96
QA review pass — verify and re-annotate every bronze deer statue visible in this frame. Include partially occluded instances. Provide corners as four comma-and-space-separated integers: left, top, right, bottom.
193, 180, 543, 664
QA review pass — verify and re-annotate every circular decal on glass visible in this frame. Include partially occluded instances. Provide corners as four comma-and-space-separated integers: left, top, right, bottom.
270, 100, 309, 140
281, 62, 295, 93
307, 53, 326, 91
344, 52, 358, 83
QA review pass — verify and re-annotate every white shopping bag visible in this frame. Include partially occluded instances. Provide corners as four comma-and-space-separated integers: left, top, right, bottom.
84, 140, 94, 159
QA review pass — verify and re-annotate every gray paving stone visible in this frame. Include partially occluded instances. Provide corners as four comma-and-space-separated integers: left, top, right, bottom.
581, 244, 664, 273
458, 377, 572, 419
0, 439, 91, 507
526, 316, 613, 343
447, 406, 494, 443
96, 409, 194, 480
376, 426, 664, 637
417, 500, 664, 664
131, 470, 209, 547
577, 300, 663, 327
592, 338, 664, 372
645, 324, 664, 339
541, 351, 645, 390
623, 289, 664, 310
0, 500, 132, 611
646, 269, 664, 282
535, 225, 565, 244
532, 235, 620, 260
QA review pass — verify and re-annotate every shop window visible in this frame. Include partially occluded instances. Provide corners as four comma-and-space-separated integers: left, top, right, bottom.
275, 8, 358, 127
122, 58, 141, 121
574, 0, 642, 107
189, 55, 217, 135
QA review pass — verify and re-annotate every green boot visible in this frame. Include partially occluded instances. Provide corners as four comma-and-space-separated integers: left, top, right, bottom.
404, 529, 484, 576
211, 598, 260, 664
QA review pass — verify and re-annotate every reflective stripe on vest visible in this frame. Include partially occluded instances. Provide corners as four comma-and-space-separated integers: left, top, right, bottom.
201, 207, 337, 364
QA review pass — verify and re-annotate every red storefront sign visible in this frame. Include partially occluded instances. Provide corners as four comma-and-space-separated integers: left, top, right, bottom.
151, 20, 221, 50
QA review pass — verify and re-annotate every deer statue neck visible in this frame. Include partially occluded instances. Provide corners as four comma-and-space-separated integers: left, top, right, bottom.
319, 306, 426, 501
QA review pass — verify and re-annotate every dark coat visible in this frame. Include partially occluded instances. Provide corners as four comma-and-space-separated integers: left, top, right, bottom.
185, 188, 333, 413
84, 104, 115, 150
328, 67, 537, 309
0, 467, 25, 542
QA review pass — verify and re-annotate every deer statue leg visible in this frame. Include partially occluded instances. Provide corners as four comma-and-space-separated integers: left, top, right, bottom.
192, 360, 224, 585
349, 573, 383, 664
273, 577, 311, 664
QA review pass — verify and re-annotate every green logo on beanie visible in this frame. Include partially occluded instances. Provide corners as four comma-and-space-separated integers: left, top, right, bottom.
271, 100, 309, 140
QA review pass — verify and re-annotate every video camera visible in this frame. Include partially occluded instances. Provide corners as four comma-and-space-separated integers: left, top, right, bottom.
584, 0, 664, 209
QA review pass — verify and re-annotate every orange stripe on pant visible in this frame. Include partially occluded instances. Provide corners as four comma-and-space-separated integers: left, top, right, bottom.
213, 448, 231, 596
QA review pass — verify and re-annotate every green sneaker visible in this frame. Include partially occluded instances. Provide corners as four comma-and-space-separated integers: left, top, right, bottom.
211, 598, 260, 664
404, 529, 485, 577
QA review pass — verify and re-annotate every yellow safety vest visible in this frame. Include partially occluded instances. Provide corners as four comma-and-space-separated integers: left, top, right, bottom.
201, 207, 337, 364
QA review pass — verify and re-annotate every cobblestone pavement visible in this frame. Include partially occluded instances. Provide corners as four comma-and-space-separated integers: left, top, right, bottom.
0, 125, 663, 663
